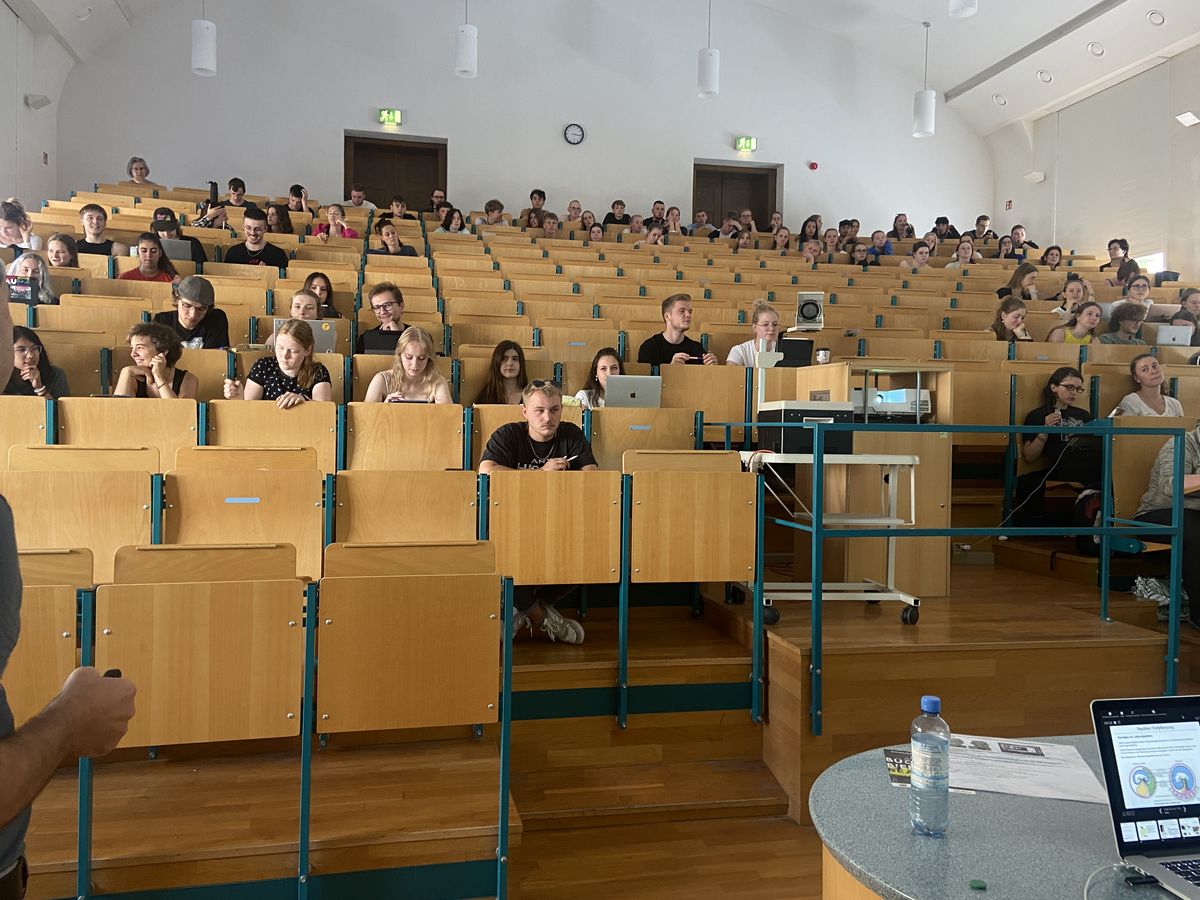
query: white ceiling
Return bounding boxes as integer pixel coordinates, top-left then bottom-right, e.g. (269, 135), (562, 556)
(752, 0), (1200, 134)
(15, 0), (1200, 135)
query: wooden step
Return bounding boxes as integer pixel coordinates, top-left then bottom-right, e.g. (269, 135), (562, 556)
(512, 606), (750, 693)
(26, 739), (518, 898)
(512, 757), (788, 831)
(994, 537), (1162, 586)
(512, 816), (820, 900)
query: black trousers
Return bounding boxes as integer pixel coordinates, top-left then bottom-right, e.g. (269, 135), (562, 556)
(0, 858), (27, 900)
(1136, 507), (1200, 624)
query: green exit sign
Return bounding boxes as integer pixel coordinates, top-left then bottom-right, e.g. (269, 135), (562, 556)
(378, 108), (402, 126)
(734, 135), (757, 152)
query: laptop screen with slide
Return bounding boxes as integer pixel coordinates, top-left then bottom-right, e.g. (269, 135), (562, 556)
(1092, 696), (1200, 860)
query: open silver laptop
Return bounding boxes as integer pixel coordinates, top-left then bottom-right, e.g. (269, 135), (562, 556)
(604, 375), (661, 408)
(273, 318), (337, 352)
(130, 238), (193, 261)
(1092, 695), (1200, 898)
(1157, 325), (1195, 347)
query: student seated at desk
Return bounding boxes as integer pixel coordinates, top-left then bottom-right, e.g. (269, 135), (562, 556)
(5, 326), (69, 399)
(989, 297), (1033, 342)
(479, 380), (595, 645)
(1135, 425), (1200, 626)
(1118, 353), (1184, 417)
(114, 322), (198, 399)
(354, 282), (406, 355)
(223, 319), (332, 409)
(262, 290), (322, 350)
(364, 326), (452, 404)
(727, 301), (779, 366)
(1096, 302), (1147, 345)
(573, 347), (623, 410)
(1045, 301), (1101, 345)
(473, 340), (528, 405)
(637, 294), (717, 365)
(6, 253), (57, 304)
(1016, 366), (1100, 522)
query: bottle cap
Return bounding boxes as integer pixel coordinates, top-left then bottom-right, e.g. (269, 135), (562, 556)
(920, 695), (941, 714)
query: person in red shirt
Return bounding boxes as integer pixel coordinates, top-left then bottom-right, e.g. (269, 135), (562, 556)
(118, 232), (179, 283)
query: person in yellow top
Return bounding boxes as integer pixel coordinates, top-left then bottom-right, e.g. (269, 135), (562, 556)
(1046, 301), (1102, 345)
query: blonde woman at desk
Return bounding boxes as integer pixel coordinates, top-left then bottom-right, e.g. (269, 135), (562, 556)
(727, 302), (780, 366)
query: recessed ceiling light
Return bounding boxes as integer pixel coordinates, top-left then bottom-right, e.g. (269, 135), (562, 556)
(1147, 10), (1166, 26)
(1036, 69), (1054, 83)
(1087, 41), (1105, 57)
(74, 5), (93, 21)
(992, 93), (1008, 106)
(1177, 112), (1200, 128)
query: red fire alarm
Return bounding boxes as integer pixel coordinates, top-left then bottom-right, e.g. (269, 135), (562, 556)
(808, 161), (819, 171)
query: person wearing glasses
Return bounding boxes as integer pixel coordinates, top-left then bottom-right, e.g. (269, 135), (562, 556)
(1118, 354), (1184, 417)
(479, 380), (595, 644)
(1110, 273), (1154, 316)
(151, 276), (229, 350)
(355, 282), (407, 355)
(5, 326), (69, 398)
(222, 208), (289, 269)
(1017, 366), (1100, 522)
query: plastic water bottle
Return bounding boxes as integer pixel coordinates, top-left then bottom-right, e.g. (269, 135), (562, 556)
(909, 694), (950, 836)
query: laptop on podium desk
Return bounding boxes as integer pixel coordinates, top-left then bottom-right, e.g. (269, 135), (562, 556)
(1092, 695), (1200, 898)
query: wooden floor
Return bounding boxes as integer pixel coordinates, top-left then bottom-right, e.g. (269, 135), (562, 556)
(24, 562), (1173, 899)
(511, 817), (821, 900)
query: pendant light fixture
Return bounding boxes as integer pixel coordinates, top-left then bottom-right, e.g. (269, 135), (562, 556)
(913, 22), (935, 138)
(697, 0), (719, 99)
(191, 0), (216, 77)
(455, 0), (478, 79)
(948, 0), (979, 18)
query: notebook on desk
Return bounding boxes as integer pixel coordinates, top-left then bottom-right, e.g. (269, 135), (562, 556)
(1092, 695), (1200, 898)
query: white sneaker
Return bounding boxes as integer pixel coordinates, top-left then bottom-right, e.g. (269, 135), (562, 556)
(512, 606), (533, 638)
(538, 602), (585, 644)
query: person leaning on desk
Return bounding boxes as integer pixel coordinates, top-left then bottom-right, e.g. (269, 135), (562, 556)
(1133, 423), (1200, 627)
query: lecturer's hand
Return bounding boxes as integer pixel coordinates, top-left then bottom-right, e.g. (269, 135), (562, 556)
(55, 667), (136, 758)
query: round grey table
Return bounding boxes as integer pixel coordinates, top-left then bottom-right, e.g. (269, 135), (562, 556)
(810, 735), (1173, 899)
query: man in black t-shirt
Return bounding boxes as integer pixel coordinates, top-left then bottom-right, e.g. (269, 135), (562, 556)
(479, 381), (597, 473)
(222, 208), (289, 269)
(637, 294), (718, 366)
(355, 283), (407, 354)
(479, 381), (593, 644)
(214, 177), (259, 212)
(152, 276), (230, 349)
(644, 200), (667, 231)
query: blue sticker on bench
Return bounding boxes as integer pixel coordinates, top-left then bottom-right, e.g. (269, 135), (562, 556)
(628, 425), (651, 431)
(224, 497), (262, 504)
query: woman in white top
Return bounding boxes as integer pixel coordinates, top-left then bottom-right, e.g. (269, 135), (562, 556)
(942, 238), (981, 270)
(574, 347), (623, 410)
(1119, 353), (1184, 417)
(727, 301), (780, 367)
(364, 326), (452, 403)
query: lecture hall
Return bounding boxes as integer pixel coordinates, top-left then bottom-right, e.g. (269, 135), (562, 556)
(1, 1), (1200, 898)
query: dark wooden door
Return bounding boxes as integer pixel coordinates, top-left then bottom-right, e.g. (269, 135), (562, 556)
(344, 137), (447, 210)
(692, 164), (776, 228)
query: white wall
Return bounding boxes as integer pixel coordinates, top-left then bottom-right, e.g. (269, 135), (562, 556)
(0, 4), (17, 194)
(988, 46), (1200, 277)
(0, 7), (73, 206)
(54, 0), (991, 237)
